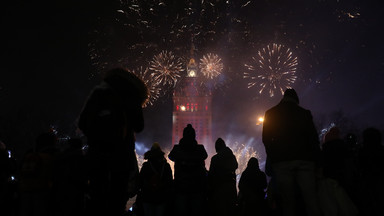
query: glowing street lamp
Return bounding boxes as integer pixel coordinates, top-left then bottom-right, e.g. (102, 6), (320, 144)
(256, 116), (264, 125)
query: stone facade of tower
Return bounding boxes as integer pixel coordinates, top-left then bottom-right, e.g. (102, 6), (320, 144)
(172, 57), (213, 153)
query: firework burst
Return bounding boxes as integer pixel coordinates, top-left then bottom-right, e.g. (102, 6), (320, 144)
(149, 50), (184, 87)
(131, 67), (161, 107)
(230, 142), (259, 176)
(244, 43), (298, 97)
(199, 53), (223, 79)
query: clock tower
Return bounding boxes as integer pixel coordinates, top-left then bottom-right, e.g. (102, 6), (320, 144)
(172, 45), (213, 153)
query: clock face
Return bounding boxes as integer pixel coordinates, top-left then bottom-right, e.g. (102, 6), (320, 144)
(188, 69), (196, 77)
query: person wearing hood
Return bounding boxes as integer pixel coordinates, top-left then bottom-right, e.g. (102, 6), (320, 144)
(78, 67), (148, 216)
(238, 157), (267, 216)
(262, 88), (322, 216)
(208, 138), (238, 216)
(139, 142), (173, 216)
(168, 124), (208, 216)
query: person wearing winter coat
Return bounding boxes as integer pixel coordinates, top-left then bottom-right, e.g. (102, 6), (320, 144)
(238, 157), (267, 216)
(322, 127), (351, 191)
(168, 124), (208, 216)
(262, 88), (322, 216)
(78, 68), (148, 216)
(139, 142), (173, 216)
(208, 138), (238, 216)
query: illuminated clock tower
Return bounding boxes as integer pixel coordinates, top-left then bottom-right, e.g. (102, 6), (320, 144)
(172, 46), (213, 153)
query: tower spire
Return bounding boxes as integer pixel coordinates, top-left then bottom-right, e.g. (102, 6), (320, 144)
(187, 36), (198, 78)
(171, 34), (213, 154)
(190, 36), (195, 57)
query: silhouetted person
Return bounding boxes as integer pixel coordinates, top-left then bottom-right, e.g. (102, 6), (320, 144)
(53, 138), (87, 216)
(342, 132), (363, 211)
(19, 132), (58, 216)
(78, 68), (148, 216)
(321, 127), (349, 189)
(208, 138), (238, 216)
(262, 89), (322, 216)
(358, 127), (384, 216)
(238, 157), (267, 216)
(320, 127), (360, 216)
(168, 124), (208, 216)
(138, 142), (173, 216)
(264, 156), (282, 216)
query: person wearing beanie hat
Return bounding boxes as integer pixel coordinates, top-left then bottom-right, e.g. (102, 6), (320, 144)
(262, 88), (322, 216)
(183, 124), (196, 140)
(168, 124), (208, 216)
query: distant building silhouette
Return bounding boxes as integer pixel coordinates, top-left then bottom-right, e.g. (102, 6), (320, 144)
(172, 43), (213, 153)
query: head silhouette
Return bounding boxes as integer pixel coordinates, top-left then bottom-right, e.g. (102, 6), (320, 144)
(215, 138), (226, 153)
(283, 88), (299, 104)
(247, 157), (260, 170)
(103, 67), (149, 106)
(183, 124), (196, 140)
(151, 142), (162, 151)
(144, 142), (165, 160)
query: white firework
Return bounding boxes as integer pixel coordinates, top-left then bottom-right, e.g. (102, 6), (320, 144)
(199, 53), (223, 79)
(244, 43), (298, 97)
(131, 67), (161, 107)
(149, 50), (184, 87)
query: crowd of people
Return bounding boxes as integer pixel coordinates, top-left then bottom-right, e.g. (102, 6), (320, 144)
(0, 68), (383, 216)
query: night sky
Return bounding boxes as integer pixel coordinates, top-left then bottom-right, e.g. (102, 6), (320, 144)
(2, 0), (384, 160)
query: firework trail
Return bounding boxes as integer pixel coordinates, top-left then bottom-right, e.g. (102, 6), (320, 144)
(244, 43), (298, 97)
(89, 0), (251, 73)
(117, 0), (249, 47)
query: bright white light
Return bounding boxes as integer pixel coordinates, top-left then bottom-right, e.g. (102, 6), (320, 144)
(256, 116), (264, 125)
(180, 105), (186, 111)
(188, 70), (196, 77)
